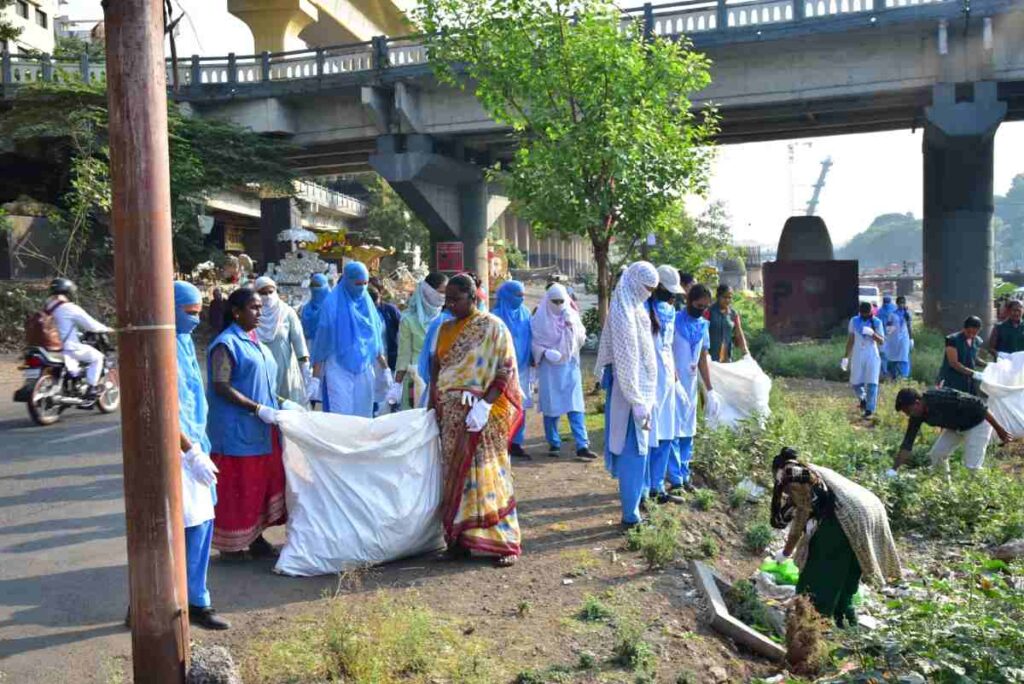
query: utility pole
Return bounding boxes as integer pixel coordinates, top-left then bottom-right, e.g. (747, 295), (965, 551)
(103, 0), (190, 680)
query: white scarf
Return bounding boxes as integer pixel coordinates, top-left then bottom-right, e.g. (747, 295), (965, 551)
(595, 262), (658, 409)
(531, 284), (585, 365)
(254, 276), (286, 342)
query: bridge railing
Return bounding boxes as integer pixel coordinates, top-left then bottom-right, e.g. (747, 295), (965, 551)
(294, 180), (368, 217)
(1, 0), (954, 91)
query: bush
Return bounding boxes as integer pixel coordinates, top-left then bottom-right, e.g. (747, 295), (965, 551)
(612, 616), (656, 676)
(576, 595), (615, 623)
(743, 522), (774, 555)
(582, 306), (601, 337)
(691, 488), (716, 511)
(626, 506), (681, 569)
(699, 535), (718, 559)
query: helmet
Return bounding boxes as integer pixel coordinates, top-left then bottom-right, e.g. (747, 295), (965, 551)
(49, 277), (77, 298)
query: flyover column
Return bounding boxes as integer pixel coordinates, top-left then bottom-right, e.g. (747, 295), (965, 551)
(460, 179), (490, 293)
(922, 82), (1006, 333)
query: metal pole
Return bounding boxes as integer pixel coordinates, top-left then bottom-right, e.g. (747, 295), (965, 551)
(103, 0), (190, 680)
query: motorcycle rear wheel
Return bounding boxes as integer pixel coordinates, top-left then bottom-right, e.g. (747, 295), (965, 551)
(28, 372), (62, 426)
(97, 369), (120, 414)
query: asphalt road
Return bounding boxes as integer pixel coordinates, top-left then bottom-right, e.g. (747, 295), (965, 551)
(0, 357), (335, 682)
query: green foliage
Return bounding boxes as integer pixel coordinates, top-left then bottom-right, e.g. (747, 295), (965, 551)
(0, 81), (295, 274)
(724, 579), (776, 636)
(611, 615), (656, 676)
(576, 595), (615, 623)
(626, 505), (681, 569)
(582, 306), (601, 338)
(0, 0), (21, 43)
(691, 488), (716, 511)
(836, 212), (922, 268)
(53, 36), (107, 62)
(645, 200), (733, 276)
(418, 0), (717, 320)
(698, 534), (719, 559)
(743, 522), (774, 554)
(361, 175), (430, 268)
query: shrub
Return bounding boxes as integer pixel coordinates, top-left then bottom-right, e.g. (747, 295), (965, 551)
(699, 535), (719, 559)
(577, 595), (615, 623)
(743, 522), (774, 555)
(724, 579), (776, 636)
(626, 506), (681, 569)
(612, 616), (656, 676)
(691, 488), (716, 511)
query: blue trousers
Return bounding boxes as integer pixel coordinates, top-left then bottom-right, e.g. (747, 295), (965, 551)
(512, 420), (526, 446)
(185, 520), (214, 608)
(853, 383), (879, 414)
(667, 436), (694, 487)
(543, 411), (589, 449)
(647, 439), (674, 495)
(886, 360), (911, 380)
(609, 417), (648, 524)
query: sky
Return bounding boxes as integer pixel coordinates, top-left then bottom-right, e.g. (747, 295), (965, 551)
(62, 0), (1024, 248)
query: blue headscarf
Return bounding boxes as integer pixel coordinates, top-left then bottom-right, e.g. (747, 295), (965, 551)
(300, 273), (330, 341)
(173, 281), (210, 453)
(311, 261), (383, 373)
(494, 280), (532, 373)
(877, 295), (897, 326)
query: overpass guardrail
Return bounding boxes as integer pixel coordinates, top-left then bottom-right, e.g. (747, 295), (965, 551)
(0, 0), (977, 96)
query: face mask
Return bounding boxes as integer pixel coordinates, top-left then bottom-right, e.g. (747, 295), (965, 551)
(260, 292), (278, 307)
(344, 280), (367, 299)
(175, 311), (200, 335)
(422, 286), (445, 308)
(687, 304), (706, 318)
(654, 289), (673, 303)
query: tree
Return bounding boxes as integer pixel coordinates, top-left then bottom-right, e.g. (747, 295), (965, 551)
(648, 200), (733, 275)
(361, 175), (431, 267)
(418, 0), (718, 321)
(0, 0), (22, 45)
(0, 81), (295, 273)
(995, 174), (1024, 272)
(52, 35), (106, 62)
(836, 213), (922, 269)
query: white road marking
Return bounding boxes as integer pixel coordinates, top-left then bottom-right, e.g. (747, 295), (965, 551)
(48, 424), (119, 444)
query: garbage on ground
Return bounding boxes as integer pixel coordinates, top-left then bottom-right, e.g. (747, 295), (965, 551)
(735, 477), (766, 502)
(759, 558), (800, 586)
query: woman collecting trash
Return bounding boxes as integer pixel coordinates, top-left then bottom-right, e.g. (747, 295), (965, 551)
(254, 276), (311, 406)
(770, 447), (902, 626)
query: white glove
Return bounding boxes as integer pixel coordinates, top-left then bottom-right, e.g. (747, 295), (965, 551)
(465, 398), (492, 432)
(386, 382), (402, 405)
(301, 361), (312, 384)
(972, 370), (985, 382)
(861, 325), (875, 337)
(910, 339), (915, 350)
(461, 390), (477, 407)
(183, 443), (218, 486)
(256, 405), (278, 425)
(884, 468), (899, 479)
(631, 403), (649, 426)
(544, 349), (563, 363)
(840, 357), (849, 372)
(773, 549), (788, 563)
(705, 389), (721, 419)
(280, 399), (305, 412)
(305, 377), (321, 403)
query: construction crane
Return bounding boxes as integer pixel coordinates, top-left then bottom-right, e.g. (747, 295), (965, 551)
(805, 156), (833, 216)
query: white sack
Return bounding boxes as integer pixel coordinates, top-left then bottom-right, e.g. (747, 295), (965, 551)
(274, 408), (445, 576)
(706, 356), (772, 430)
(981, 351), (1024, 438)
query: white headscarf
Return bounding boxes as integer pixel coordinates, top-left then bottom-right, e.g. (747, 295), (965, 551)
(595, 262), (658, 409)
(531, 283), (585, 365)
(254, 276), (285, 342)
(404, 278), (445, 337)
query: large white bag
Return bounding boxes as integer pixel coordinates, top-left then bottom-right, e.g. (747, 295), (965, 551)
(981, 351), (1024, 438)
(706, 356), (772, 430)
(273, 408), (445, 576)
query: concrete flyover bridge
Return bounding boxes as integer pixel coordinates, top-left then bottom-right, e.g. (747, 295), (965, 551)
(2, 0), (1023, 325)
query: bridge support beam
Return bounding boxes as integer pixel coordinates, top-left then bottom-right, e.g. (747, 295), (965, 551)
(229, 0), (318, 54)
(922, 82), (1006, 333)
(369, 134), (493, 294)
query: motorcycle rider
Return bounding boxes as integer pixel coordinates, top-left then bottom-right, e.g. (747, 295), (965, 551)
(45, 278), (113, 399)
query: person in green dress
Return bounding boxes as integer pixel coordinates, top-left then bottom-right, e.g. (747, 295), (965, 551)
(770, 448), (901, 626)
(706, 284), (748, 362)
(938, 316), (984, 395)
(988, 300), (1024, 359)
(392, 272), (449, 409)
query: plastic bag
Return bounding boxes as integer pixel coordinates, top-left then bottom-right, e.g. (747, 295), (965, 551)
(273, 408), (445, 576)
(981, 351), (1024, 438)
(706, 356), (772, 430)
(759, 558), (800, 586)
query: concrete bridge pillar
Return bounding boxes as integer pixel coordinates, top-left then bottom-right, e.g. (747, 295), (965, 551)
(228, 0), (317, 53)
(259, 196), (300, 270)
(922, 82), (1006, 333)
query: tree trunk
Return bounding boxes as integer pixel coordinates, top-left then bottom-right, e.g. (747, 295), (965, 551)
(593, 236), (611, 325)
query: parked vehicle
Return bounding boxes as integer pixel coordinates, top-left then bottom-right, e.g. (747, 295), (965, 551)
(858, 285), (882, 310)
(12, 332), (120, 425)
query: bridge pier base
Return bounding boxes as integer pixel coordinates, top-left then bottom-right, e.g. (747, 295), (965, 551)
(922, 82), (1006, 333)
(259, 196), (301, 270)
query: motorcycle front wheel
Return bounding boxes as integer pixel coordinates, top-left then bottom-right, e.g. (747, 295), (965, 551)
(97, 369), (120, 414)
(28, 371), (62, 426)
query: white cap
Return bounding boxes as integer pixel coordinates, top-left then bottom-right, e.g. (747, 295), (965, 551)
(657, 265), (684, 294)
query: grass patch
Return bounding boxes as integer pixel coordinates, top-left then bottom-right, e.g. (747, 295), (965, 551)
(243, 593), (504, 684)
(611, 615), (656, 677)
(559, 548), (598, 578)
(743, 522), (774, 555)
(626, 505), (681, 569)
(691, 488), (716, 511)
(576, 594), (615, 623)
(698, 534), (719, 559)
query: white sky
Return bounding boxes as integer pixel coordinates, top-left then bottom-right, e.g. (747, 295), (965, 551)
(63, 0), (1024, 247)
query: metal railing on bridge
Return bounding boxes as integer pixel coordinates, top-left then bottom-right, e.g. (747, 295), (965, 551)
(0, 0), (955, 94)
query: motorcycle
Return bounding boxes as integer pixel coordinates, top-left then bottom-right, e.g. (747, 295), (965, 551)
(12, 331), (121, 426)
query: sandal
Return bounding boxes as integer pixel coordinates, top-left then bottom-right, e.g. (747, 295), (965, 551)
(445, 544), (471, 560)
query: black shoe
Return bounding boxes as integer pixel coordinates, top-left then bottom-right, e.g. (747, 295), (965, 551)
(547, 445), (561, 458)
(575, 447), (598, 460)
(620, 519), (644, 533)
(859, 399), (867, 411)
(248, 535), (278, 559)
(509, 444), (531, 460)
(189, 605), (231, 630)
(83, 385), (101, 401)
(657, 491), (685, 505)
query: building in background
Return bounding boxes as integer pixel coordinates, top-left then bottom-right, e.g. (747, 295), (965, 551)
(1, 0), (56, 55)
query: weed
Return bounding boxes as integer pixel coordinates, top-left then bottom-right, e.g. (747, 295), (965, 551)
(560, 548), (598, 578)
(743, 522), (775, 554)
(514, 665), (573, 684)
(612, 615), (656, 677)
(626, 506), (681, 569)
(728, 488), (747, 509)
(577, 651), (597, 670)
(724, 579), (777, 636)
(516, 600), (531, 617)
(577, 594), (615, 622)
(675, 670), (698, 684)
(699, 534), (718, 558)
(691, 488), (716, 511)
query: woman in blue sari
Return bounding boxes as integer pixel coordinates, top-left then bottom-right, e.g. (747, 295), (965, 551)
(494, 280), (533, 459)
(310, 261), (387, 417)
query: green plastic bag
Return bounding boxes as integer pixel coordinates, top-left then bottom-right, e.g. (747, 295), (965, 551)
(759, 558), (800, 586)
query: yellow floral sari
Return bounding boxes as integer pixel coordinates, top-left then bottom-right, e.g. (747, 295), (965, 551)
(433, 310), (522, 557)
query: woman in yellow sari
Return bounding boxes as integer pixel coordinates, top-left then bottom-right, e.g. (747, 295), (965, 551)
(430, 274), (523, 567)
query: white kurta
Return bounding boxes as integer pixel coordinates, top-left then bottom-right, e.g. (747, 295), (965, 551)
(672, 315), (710, 438)
(537, 356), (584, 417)
(848, 316), (884, 386)
(263, 306), (309, 405)
(649, 316), (677, 443)
(323, 356), (376, 418)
